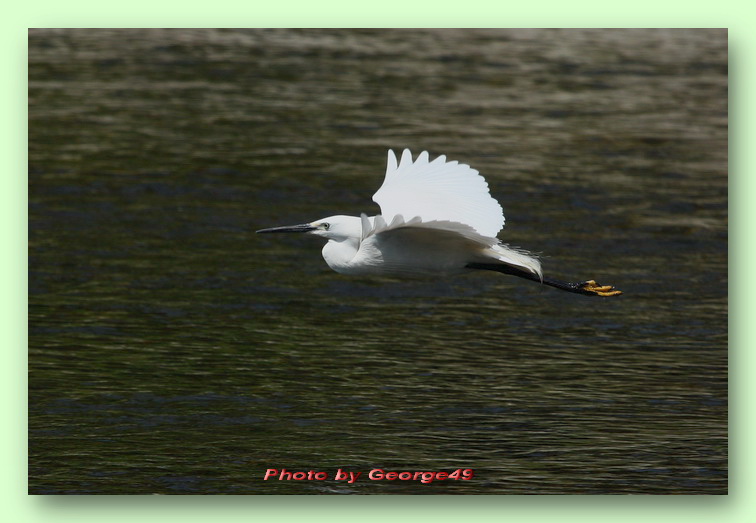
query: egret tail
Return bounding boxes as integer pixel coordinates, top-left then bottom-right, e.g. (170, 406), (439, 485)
(465, 262), (622, 297)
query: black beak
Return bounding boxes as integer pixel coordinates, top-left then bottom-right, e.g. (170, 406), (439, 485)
(256, 223), (317, 234)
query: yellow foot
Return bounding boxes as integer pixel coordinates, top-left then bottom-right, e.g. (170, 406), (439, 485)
(580, 280), (623, 297)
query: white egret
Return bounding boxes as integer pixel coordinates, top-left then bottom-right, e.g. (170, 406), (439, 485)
(258, 149), (621, 297)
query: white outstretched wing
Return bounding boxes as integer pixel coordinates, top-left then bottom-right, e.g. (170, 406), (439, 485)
(372, 149), (505, 238)
(355, 213), (542, 278)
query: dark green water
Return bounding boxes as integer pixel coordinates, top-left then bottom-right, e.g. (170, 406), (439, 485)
(29, 29), (727, 494)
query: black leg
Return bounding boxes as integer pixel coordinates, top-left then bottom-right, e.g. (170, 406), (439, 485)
(466, 262), (622, 297)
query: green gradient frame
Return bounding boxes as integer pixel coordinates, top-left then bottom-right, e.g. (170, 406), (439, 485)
(11, 2), (749, 522)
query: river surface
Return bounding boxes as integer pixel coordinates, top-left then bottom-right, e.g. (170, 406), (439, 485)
(28, 29), (727, 494)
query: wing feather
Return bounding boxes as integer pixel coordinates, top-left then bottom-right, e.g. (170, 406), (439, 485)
(372, 149), (505, 238)
(356, 213), (542, 278)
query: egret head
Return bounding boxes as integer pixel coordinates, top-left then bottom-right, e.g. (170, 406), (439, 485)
(257, 215), (361, 242)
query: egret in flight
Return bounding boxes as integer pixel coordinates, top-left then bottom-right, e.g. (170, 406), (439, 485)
(258, 149), (621, 297)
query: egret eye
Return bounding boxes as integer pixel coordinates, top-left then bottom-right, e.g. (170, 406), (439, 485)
(322, 223), (330, 230)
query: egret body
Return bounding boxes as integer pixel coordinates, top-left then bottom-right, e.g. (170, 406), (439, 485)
(258, 149), (621, 297)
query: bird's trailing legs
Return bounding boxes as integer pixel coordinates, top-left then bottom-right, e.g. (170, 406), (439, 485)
(466, 262), (622, 297)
